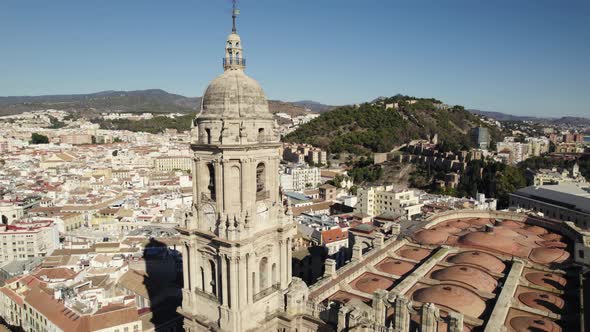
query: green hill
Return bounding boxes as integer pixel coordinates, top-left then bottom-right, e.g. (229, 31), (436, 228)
(283, 95), (499, 154)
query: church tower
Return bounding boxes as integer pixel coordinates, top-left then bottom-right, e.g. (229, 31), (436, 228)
(177, 3), (296, 331)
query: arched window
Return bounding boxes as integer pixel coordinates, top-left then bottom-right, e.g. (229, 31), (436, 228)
(209, 260), (217, 295)
(1, 215), (7, 225)
(259, 257), (268, 290)
(256, 163), (266, 193)
(207, 163), (216, 201)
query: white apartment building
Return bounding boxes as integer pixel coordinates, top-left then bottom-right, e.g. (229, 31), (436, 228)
(497, 140), (530, 164)
(525, 137), (550, 157)
(0, 221), (59, 265)
(281, 165), (321, 191)
(153, 156), (193, 171)
(356, 185), (423, 220)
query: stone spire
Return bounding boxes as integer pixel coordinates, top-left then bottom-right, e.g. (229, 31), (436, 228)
(224, 0), (245, 71)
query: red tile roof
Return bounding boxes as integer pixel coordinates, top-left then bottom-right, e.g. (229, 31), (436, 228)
(321, 228), (348, 244)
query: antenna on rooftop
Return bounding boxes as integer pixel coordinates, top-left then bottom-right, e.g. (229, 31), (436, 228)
(232, 0), (240, 33)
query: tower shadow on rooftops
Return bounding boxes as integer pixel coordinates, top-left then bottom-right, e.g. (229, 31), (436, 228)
(142, 237), (184, 331)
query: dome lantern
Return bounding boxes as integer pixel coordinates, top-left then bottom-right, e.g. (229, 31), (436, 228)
(223, 1), (245, 71)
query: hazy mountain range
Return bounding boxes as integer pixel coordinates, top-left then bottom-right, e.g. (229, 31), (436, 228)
(0, 89), (335, 118)
(469, 109), (590, 125)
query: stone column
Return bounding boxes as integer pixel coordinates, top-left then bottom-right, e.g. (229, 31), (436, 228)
(286, 238), (292, 283)
(420, 303), (439, 332)
(238, 255), (247, 308)
(393, 294), (411, 332)
(220, 255), (228, 306)
(337, 306), (350, 331)
(214, 160), (223, 211)
(193, 157), (201, 206)
(203, 256), (211, 294)
(352, 243), (363, 262)
(194, 246), (205, 291)
(182, 243), (189, 290)
(240, 158), (247, 211)
(372, 289), (388, 325)
(279, 239), (287, 287)
(374, 232), (385, 248)
(324, 259), (336, 278)
(448, 311), (464, 332)
(229, 256), (238, 308)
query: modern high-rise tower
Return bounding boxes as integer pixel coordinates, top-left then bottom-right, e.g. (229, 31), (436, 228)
(177, 3), (299, 331)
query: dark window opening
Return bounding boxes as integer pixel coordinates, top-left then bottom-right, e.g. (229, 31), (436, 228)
(205, 128), (212, 144)
(256, 163), (265, 193)
(208, 163), (216, 201)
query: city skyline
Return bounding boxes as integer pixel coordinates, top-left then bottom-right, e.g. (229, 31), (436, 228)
(1, 0), (589, 117)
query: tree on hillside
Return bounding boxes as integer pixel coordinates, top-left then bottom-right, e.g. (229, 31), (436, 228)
(30, 133), (49, 144)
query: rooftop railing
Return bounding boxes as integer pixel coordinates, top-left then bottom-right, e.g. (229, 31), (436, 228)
(223, 57), (246, 67)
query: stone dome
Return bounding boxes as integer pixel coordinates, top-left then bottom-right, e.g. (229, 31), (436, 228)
(448, 251), (506, 273)
(509, 316), (562, 332)
(199, 69), (273, 120)
(376, 258), (415, 276)
(518, 292), (564, 313)
(412, 285), (486, 318)
(431, 265), (498, 293)
(525, 272), (567, 290)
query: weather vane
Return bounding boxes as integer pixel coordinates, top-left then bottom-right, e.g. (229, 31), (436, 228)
(232, 0), (240, 33)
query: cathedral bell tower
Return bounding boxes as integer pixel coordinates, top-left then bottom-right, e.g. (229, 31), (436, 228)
(177, 3), (296, 331)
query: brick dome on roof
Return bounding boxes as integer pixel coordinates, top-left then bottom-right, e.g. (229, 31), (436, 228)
(529, 247), (570, 264)
(398, 247), (431, 261)
(525, 272), (566, 290)
(465, 218), (492, 226)
(496, 219), (523, 228)
(509, 316), (562, 332)
(541, 233), (564, 241)
(412, 284), (487, 318)
(375, 258), (415, 276)
(431, 265), (498, 293)
(431, 224), (462, 234)
(493, 226), (525, 238)
(445, 219), (471, 229)
(350, 273), (395, 294)
(523, 225), (548, 235)
(458, 231), (521, 255)
(518, 292), (564, 314)
(412, 229), (448, 245)
(448, 251), (506, 273)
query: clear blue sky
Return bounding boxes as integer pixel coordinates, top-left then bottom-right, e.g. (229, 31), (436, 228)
(1, 0), (589, 117)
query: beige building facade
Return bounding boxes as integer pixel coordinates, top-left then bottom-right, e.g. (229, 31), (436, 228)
(356, 185), (423, 220)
